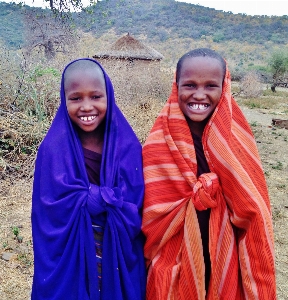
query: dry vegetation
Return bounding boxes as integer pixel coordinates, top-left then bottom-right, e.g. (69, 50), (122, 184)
(1, 32), (288, 299)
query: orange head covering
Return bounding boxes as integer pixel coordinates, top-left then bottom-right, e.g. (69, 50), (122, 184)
(142, 62), (276, 300)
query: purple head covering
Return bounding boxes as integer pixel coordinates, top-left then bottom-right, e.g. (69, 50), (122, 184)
(31, 58), (146, 300)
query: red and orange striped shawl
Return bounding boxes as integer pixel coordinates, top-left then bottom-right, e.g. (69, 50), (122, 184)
(142, 68), (276, 300)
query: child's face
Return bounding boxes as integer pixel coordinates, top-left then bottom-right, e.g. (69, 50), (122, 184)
(65, 68), (107, 135)
(177, 56), (224, 124)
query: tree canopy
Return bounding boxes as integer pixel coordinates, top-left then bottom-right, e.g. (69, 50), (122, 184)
(269, 50), (288, 78)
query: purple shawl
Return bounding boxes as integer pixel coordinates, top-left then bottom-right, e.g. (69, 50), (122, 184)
(31, 59), (146, 300)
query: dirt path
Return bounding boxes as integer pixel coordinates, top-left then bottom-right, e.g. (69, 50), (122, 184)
(241, 106), (277, 126)
(242, 107), (288, 300)
(0, 105), (288, 299)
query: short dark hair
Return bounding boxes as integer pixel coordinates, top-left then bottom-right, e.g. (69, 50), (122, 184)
(176, 48), (226, 83)
(64, 59), (104, 89)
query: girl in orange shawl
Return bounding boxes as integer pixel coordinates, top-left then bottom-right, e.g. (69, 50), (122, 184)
(142, 48), (276, 300)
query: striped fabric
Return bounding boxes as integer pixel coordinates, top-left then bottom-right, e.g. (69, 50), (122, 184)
(142, 68), (276, 299)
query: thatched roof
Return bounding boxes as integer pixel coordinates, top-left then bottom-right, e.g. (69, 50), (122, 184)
(93, 34), (164, 61)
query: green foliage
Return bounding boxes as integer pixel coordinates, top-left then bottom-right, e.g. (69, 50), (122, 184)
(1, 0), (288, 49)
(18, 253), (32, 266)
(248, 65), (270, 73)
(212, 32), (225, 43)
(250, 121), (258, 127)
(11, 226), (20, 237)
(0, 2), (25, 47)
(268, 50), (288, 77)
(262, 88), (287, 97)
(2, 240), (9, 249)
(248, 102), (261, 109)
(0, 138), (15, 152)
(29, 67), (60, 83)
(11, 226), (23, 243)
(9, 63), (61, 121)
(271, 161), (283, 170)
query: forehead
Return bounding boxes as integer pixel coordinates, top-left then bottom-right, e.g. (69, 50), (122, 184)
(64, 65), (105, 90)
(180, 56), (224, 79)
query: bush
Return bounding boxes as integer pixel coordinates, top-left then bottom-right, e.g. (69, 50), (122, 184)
(0, 41), (174, 177)
(240, 71), (263, 98)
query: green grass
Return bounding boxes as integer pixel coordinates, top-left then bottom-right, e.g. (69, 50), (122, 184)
(271, 161), (284, 170)
(237, 87), (288, 110)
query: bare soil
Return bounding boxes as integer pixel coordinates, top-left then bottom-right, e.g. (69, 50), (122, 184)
(0, 104), (288, 299)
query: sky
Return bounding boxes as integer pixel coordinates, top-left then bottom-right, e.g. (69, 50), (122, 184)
(1, 0), (287, 16)
(176, 0), (287, 16)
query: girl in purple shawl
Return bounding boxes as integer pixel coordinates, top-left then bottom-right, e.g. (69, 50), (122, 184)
(31, 58), (146, 300)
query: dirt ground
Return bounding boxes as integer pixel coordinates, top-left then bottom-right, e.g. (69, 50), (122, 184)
(0, 104), (288, 299)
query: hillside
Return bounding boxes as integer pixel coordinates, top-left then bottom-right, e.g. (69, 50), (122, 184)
(1, 0), (288, 48)
(79, 0), (288, 45)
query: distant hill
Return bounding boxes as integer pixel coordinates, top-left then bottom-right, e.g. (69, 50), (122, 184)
(1, 0), (288, 49)
(78, 0), (288, 45)
(1, 0), (288, 80)
(0, 2), (25, 48)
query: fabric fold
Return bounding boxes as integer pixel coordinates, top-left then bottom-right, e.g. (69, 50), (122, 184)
(192, 173), (219, 210)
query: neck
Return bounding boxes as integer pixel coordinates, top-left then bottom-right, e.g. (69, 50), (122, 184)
(77, 123), (105, 153)
(185, 117), (209, 137)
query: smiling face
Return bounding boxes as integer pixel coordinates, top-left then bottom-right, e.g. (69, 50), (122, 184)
(177, 56), (224, 135)
(64, 66), (107, 138)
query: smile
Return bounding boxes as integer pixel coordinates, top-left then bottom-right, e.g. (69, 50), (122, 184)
(188, 103), (209, 110)
(79, 115), (97, 122)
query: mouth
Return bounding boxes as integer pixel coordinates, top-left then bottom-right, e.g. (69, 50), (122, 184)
(188, 103), (210, 110)
(79, 115), (98, 122)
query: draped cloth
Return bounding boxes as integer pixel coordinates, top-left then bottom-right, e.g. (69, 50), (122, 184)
(31, 59), (146, 300)
(142, 68), (276, 299)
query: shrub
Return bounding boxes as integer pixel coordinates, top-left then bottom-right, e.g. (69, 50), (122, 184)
(240, 71), (263, 98)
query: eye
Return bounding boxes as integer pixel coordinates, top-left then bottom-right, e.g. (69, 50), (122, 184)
(207, 82), (221, 88)
(69, 97), (81, 101)
(91, 95), (101, 99)
(184, 83), (196, 88)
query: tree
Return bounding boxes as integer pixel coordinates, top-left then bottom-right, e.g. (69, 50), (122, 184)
(269, 50), (288, 78)
(44, 0), (98, 13)
(268, 50), (288, 92)
(23, 10), (78, 60)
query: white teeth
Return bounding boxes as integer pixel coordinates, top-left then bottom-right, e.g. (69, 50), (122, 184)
(80, 116), (96, 121)
(188, 103), (208, 110)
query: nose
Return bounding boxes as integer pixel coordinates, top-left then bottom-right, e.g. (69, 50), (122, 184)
(80, 98), (93, 111)
(193, 87), (206, 100)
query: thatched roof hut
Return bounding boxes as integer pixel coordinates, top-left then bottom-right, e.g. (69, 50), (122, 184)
(92, 34), (166, 112)
(93, 33), (164, 61)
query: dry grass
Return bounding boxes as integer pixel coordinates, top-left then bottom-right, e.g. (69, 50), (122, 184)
(239, 71), (263, 98)
(234, 82), (288, 113)
(250, 124), (288, 300)
(0, 112), (50, 179)
(0, 179), (33, 300)
(0, 43), (173, 178)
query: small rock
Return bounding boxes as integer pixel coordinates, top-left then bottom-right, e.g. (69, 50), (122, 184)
(272, 119), (288, 129)
(10, 262), (20, 269)
(2, 252), (17, 261)
(17, 236), (23, 243)
(15, 245), (29, 254)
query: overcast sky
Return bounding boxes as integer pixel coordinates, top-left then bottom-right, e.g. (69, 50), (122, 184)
(1, 0), (287, 16)
(176, 0), (287, 16)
